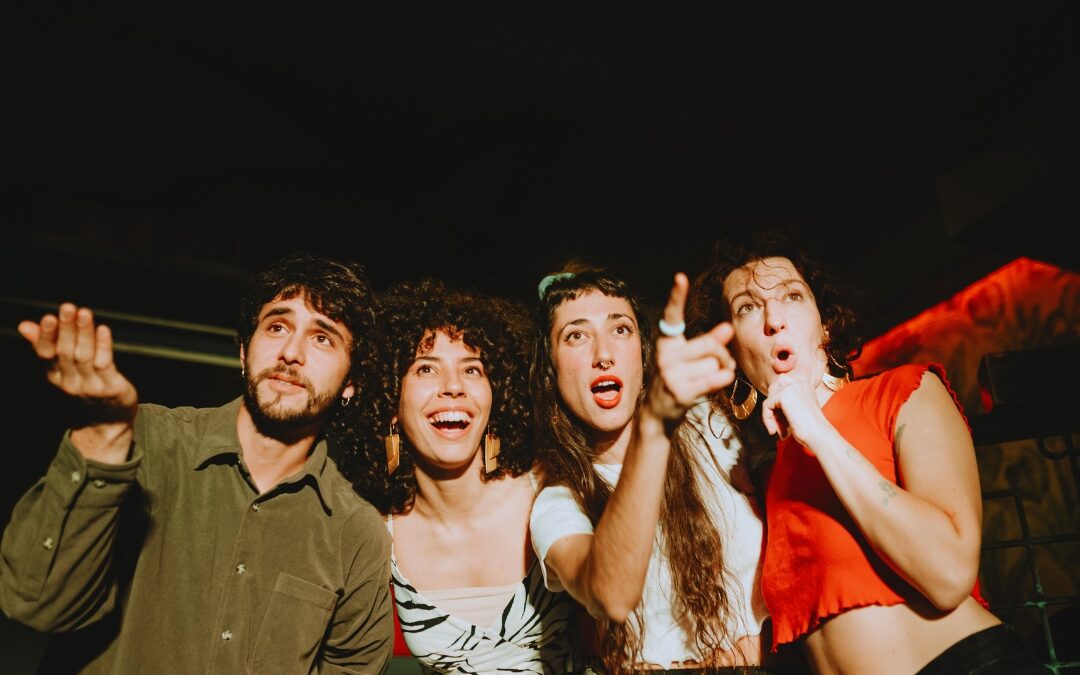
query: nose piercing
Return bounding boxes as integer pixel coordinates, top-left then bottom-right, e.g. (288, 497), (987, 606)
(598, 360), (614, 370)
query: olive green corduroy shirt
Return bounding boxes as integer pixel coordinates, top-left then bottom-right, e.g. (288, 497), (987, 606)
(1, 398), (392, 674)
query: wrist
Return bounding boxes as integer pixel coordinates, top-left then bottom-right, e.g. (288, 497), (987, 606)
(71, 420), (135, 465)
(800, 418), (841, 452)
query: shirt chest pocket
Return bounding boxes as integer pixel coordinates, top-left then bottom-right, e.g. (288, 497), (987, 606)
(249, 572), (338, 674)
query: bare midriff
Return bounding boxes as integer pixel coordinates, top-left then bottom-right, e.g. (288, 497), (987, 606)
(802, 597), (1000, 675)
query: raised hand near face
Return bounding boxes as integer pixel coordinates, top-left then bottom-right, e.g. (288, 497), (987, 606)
(644, 273), (737, 424)
(19, 303), (138, 463)
(761, 373), (831, 444)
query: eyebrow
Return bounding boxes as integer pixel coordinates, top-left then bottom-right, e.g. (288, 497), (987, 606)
(727, 279), (810, 304)
(261, 306), (348, 342)
(413, 355), (484, 364)
(560, 312), (636, 332)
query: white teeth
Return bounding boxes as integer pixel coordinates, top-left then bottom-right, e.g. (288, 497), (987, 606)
(428, 410), (472, 424)
(595, 380), (617, 387)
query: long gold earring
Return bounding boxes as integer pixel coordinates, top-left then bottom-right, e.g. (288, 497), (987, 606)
(483, 429), (501, 474)
(729, 375), (758, 420)
(385, 420), (401, 475)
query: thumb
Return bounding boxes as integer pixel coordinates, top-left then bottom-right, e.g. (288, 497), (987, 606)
(17, 320), (41, 345)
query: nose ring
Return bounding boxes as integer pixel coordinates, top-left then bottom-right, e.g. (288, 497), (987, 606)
(599, 360), (614, 370)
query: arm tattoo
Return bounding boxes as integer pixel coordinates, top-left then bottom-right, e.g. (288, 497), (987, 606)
(845, 446), (869, 464)
(879, 480), (898, 506)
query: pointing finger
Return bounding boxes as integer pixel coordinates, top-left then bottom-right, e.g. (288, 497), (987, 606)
(660, 272), (689, 337)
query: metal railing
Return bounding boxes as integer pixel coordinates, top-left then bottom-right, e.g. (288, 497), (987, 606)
(977, 427), (1080, 674)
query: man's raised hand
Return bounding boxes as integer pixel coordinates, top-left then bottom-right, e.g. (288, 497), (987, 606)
(19, 303), (137, 463)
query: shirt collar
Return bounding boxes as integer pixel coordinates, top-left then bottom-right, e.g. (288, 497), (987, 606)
(192, 397), (335, 514)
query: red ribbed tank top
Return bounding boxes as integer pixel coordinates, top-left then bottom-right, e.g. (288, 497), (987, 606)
(762, 363), (987, 648)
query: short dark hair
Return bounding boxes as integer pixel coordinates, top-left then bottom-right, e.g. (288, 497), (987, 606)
(237, 253), (376, 355)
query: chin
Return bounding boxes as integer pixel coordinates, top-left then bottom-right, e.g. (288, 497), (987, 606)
(587, 409), (633, 433)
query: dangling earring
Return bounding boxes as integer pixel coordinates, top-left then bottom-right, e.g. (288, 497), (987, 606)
(821, 352), (849, 392)
(385, 420), (401, 475)
(483, 429), (501, 474)
(341, 395), (352, 407)
(729, 374), (758, 420)
(820, 328), (849, 392)
(241, 365), (246, 380)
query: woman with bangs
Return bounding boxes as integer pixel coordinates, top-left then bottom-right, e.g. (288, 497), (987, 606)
(528, 264), (769, 673)
(685, 235), (1047, 674)
(336, 279), (590, 674)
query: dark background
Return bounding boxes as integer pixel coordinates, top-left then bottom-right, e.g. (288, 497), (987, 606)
(2, 3), (1078, 671)
(3, 4), (1077, 322)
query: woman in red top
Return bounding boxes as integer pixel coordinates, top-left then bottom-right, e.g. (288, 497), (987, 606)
(686, 236), (1047, 674)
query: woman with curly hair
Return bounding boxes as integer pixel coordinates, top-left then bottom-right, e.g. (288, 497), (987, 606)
(685, 235), (1047, 674)
(528, 264), (768, 673)
(336, 280), (590, 674)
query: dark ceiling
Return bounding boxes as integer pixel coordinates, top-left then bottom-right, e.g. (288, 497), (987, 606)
(2, 3), (1078, 336)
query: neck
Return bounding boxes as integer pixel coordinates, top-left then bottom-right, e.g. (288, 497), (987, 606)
(410, 451), (524, 524)
(236, 403), (321, 494)
(591, 418), (634, 464)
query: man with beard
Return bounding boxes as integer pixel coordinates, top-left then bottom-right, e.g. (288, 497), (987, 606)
(0, 254), (393, 674)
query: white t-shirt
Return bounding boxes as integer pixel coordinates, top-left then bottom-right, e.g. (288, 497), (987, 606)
(529, 401), (767, 667)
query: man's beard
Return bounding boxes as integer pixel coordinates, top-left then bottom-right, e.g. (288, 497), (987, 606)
(243, 366), (340, 440)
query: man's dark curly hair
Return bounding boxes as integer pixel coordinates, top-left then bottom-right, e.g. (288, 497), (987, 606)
(686, 232), (863, 409)
(236, 252), (376, 354)
(336, 279), (535, 515)
(236, 253), (377, 434)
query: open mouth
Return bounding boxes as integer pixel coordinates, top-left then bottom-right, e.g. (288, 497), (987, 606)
(428, 410), (473, 433)
(591, 375), (623, 409)
(772, 348), (796, 374)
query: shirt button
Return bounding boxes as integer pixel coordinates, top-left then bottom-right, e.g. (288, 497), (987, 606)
(92, 479), (106, 489)
(221, 630), (233, 641)
(70, 471), (81, 483)
(251, 503), (260, 512)
(42, 537), (55, 550)
(236, 563), (247, 575)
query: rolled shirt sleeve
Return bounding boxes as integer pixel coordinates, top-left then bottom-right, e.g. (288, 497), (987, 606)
(528, 485), (595, 592)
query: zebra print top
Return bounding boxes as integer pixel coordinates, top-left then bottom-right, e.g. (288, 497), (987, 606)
(390, 534), (588, 673)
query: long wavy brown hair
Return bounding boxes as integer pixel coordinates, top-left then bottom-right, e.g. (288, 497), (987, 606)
(530, 264), (739, 673)
(336, 279), (535, 515)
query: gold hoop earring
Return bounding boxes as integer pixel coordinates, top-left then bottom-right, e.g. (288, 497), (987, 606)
(820, 327), (849, 392)
(483, 429), (501, 474)
(385, 421), (401, 475)
(821, 351), (849, 392)
(729, 375), (758, 420)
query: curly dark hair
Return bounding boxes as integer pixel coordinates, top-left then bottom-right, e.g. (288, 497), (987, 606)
(530, 263), (740, 673)
(336, 279), (535, 515)
(236, 252), (377, 435)
(237, 252), (376, 354)
(687, 232), (863, 394)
